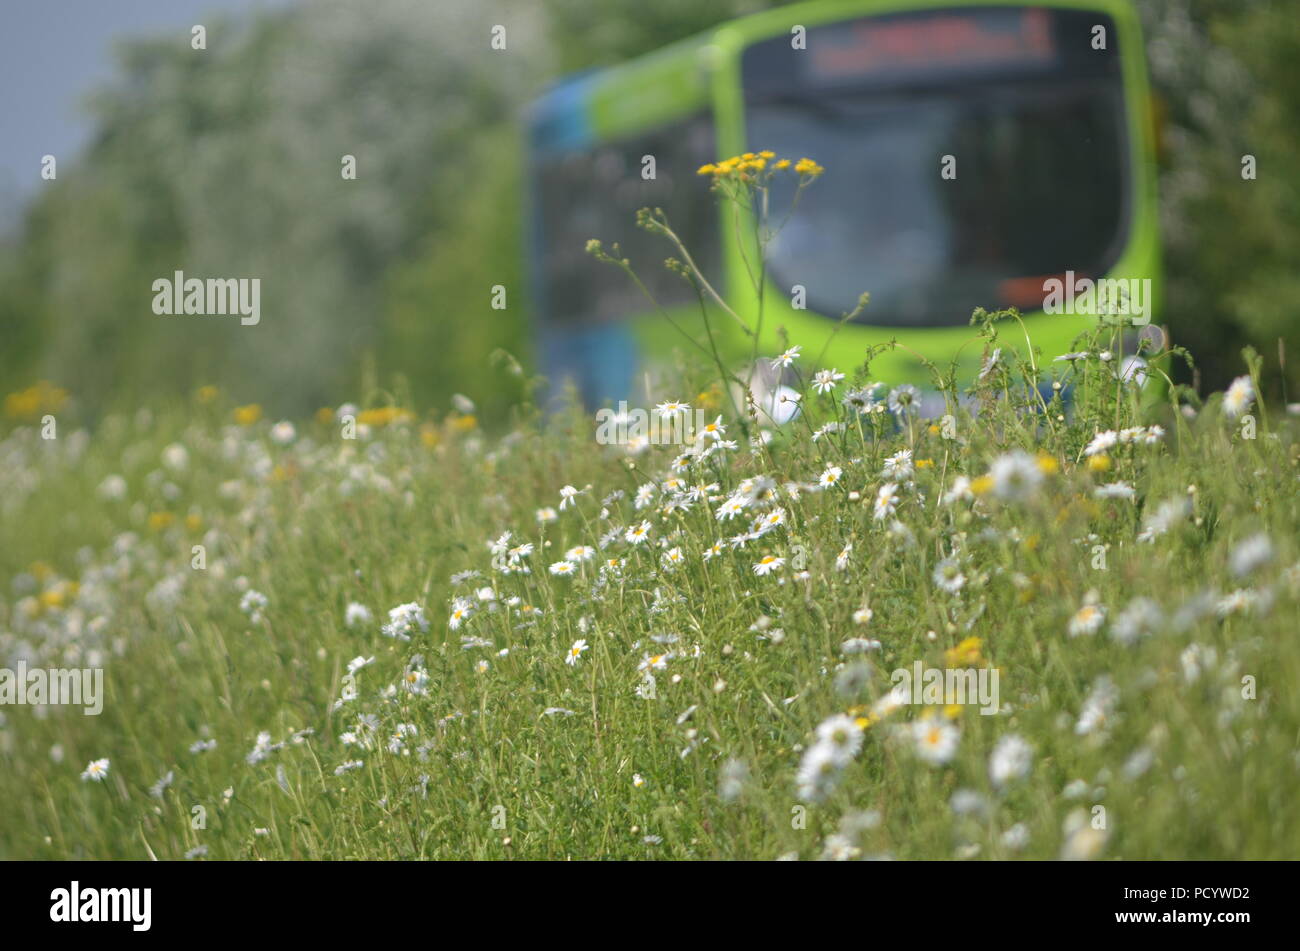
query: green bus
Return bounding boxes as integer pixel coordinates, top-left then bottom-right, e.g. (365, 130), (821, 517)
(526, 0), (1161, 411)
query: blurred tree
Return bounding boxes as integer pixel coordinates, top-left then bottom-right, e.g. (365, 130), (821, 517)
(544, 0), (780, 71)
(1, 0), (547, 416)
(1140, 0), (1300, 398)
(380, 125), (529, 420)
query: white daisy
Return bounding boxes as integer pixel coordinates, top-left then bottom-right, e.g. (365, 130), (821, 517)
(796, 742), (843, 803)
(944, 476), (973, 504)
(815, 714), (864, 763)
(771, 346), (802, 369)
(1068, 602), (1105, 637)
(1094, 482), (1136, 500)
(715, 494), (749, 521)
(625, 520), (653, 544)
(841, 636), (881, 653)
(932, 557), (966, 594)
(269, 420), (296, 445)
(888, 384), (920, 417)
(1085, 430), (1118, 457)
(1229, 533), (1274, 578)
(989, 734), (1033, 788)
(346, 655), (375, 674)
(882, 449), (913, 480)
(699, 416), (727, 440)
(987, 451), (1044, 502)
(1223, 375), (1255, 418)
(448, 597), (474, 630)
(638, 652), (671, 672)
(383, 602), (428, 641)
(1137, 496), (1190, 543)
(912, 719), (960, 765)
(1111, 596), (1163, 645)
(812, 368), (844, 394)
(873, 482), (900, 521)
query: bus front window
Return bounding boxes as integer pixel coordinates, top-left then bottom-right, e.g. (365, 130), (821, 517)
(742, 6), (1130, 326)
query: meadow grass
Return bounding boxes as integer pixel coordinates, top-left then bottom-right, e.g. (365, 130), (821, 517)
(2, 154), (1298, 860)
(2, 340), (1297, 860)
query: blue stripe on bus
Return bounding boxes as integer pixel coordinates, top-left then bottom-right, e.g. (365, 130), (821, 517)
(528, 72), (597, 154)
(539, 323), (637, 409)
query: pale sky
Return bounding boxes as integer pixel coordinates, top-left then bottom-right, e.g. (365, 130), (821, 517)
(0, 0), (295, 231)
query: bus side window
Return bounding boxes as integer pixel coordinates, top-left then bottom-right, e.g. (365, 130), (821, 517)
(535, 115), (720, 330)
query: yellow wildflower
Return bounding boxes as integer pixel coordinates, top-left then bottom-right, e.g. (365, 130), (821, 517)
(4, 381), (68, 420)
(449, 414), (477, 433)
(356, 406), (414, 427)
(148, 512), (175, 532)
(944, 636), (983, 667)
(233, 404), (262, 426)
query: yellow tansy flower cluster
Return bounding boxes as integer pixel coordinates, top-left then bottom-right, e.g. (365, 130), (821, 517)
(697, 151), (823, 183)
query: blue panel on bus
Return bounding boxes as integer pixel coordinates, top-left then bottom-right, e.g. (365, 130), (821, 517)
(528, 72), (599, 154)
(539, 322), (637, 409)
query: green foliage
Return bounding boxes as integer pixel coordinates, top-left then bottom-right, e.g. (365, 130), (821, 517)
(380, 127), (529, 420)
(544, 0), (783, 72)
(1140, 0), (1300, 398)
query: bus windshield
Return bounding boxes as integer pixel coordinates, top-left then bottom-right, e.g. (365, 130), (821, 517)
(742, 6), (1129, 326)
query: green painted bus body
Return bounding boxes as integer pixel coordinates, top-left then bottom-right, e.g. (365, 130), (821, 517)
(562, 0), (1161, 390)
